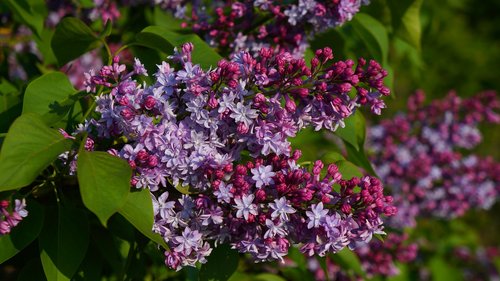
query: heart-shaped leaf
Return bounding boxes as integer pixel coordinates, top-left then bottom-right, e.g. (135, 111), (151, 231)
(0, 114), (73, 191)
(77, 151), (131, 226)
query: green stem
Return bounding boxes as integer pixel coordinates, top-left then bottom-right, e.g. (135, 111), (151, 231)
(114, 44), (131, 57)
(102, 39), (113, 65)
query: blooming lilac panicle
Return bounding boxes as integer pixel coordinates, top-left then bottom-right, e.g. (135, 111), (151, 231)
(79, 44), (393, 270)
(369, 91), (500, 228)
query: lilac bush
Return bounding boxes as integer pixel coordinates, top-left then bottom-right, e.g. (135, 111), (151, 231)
(180, 0), (370, 56)
(76, 43), (393, 269)
(368, 91), (500, 228)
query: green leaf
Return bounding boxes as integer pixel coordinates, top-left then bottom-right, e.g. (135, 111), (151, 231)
(336, 160), (363, 179)
(343, 141), (377, 176)
(39, 206), (89, 281)
(99, 20), (113, 38)
(51, 17), (100, 66)
(350, 13), (389, 65)
(321, 151), (346, 164)
(4, 0), (44, 36)
(118, 189), (167, 248)
(331, 248), (364, 276)
(199, 244), (239, 281)
(136, 26), (223, 69)
(388, 0), (423, 51)
(34, 28), (58, 66)
(398, 0), (423, 51)
(0, 78), (22, 133)
(0, 114), (73, 191)
(335, 111), (366, 150)
(153, 7), (184, 31)
(77, 151), (131, 226)
(0, 200), (44, 263)
(22, 72), (81, 125)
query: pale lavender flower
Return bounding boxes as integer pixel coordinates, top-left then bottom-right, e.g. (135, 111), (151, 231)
(306, 202), (328, 229)
(234, 194), (258, 220)
(251, 165), (276, 188)
(269, 197), (296, 221)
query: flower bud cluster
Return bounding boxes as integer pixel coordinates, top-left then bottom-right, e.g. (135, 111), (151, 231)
(0, 199), (28, 236)
(79, 43), (392, 269)
(83, 44), (389, 192)
(182, 0), (370, 56)
(452, 245), (500, 280)
(152, 152), (395, 270)
(368, 91), (500, 228)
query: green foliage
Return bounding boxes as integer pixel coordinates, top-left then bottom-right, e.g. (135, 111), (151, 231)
(136, 26), (223, 69)
(0, 114), (73, 191)
(77, 151), (131, 226)
(22, 72), (82, 125)
(199, 244), (239, 281)
(4, 0), (45, 36)
(118, 189), (168, 248)
(0, 200), (44, 263)
(351, 13), (389, 65)
(39, 206), (90, 281)
(51, 17), (101, 66)
(0, 79), (22, 133)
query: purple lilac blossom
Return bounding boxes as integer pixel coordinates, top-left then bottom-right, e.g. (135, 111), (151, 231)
(368, 91), (500, 228)
(77, 43), (393, 270)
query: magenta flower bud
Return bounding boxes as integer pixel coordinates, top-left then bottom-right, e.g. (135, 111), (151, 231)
(1, 200), (10, 208)
(210, 72), (220, 82)
(130, 177), (138, 187)
(208, 96), (218, 109)
(120, 108), (134, 121)
(235, 164), (247, 175)
(223, 164), (233, 173)
(144, 96), (156, 110)
(285, 98), (296, 112)
(148, 155), (158, 168)
(341, 203), (352, 214)
(182, 42), (194, 54)
(236, 122), (249, 134)
(254, 93), (266, 103)
(256, 189), (266, 202)
(227, 79), (238, 88)
(128, 160), (136, 170)
(136, 150), (149, 163)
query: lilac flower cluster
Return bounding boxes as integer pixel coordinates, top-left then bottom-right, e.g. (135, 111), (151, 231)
(452, 245), (500, 281)
(47, 0), (121, 25)
(368, 91), (500, 228)
(355, 233), (418, 277)
(152, 153), (395, 269)
(183, 0), (370, 56)
(0, 199), (28, 235)
(83, 43), (389, 192)
(79, 43), (392, 269)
